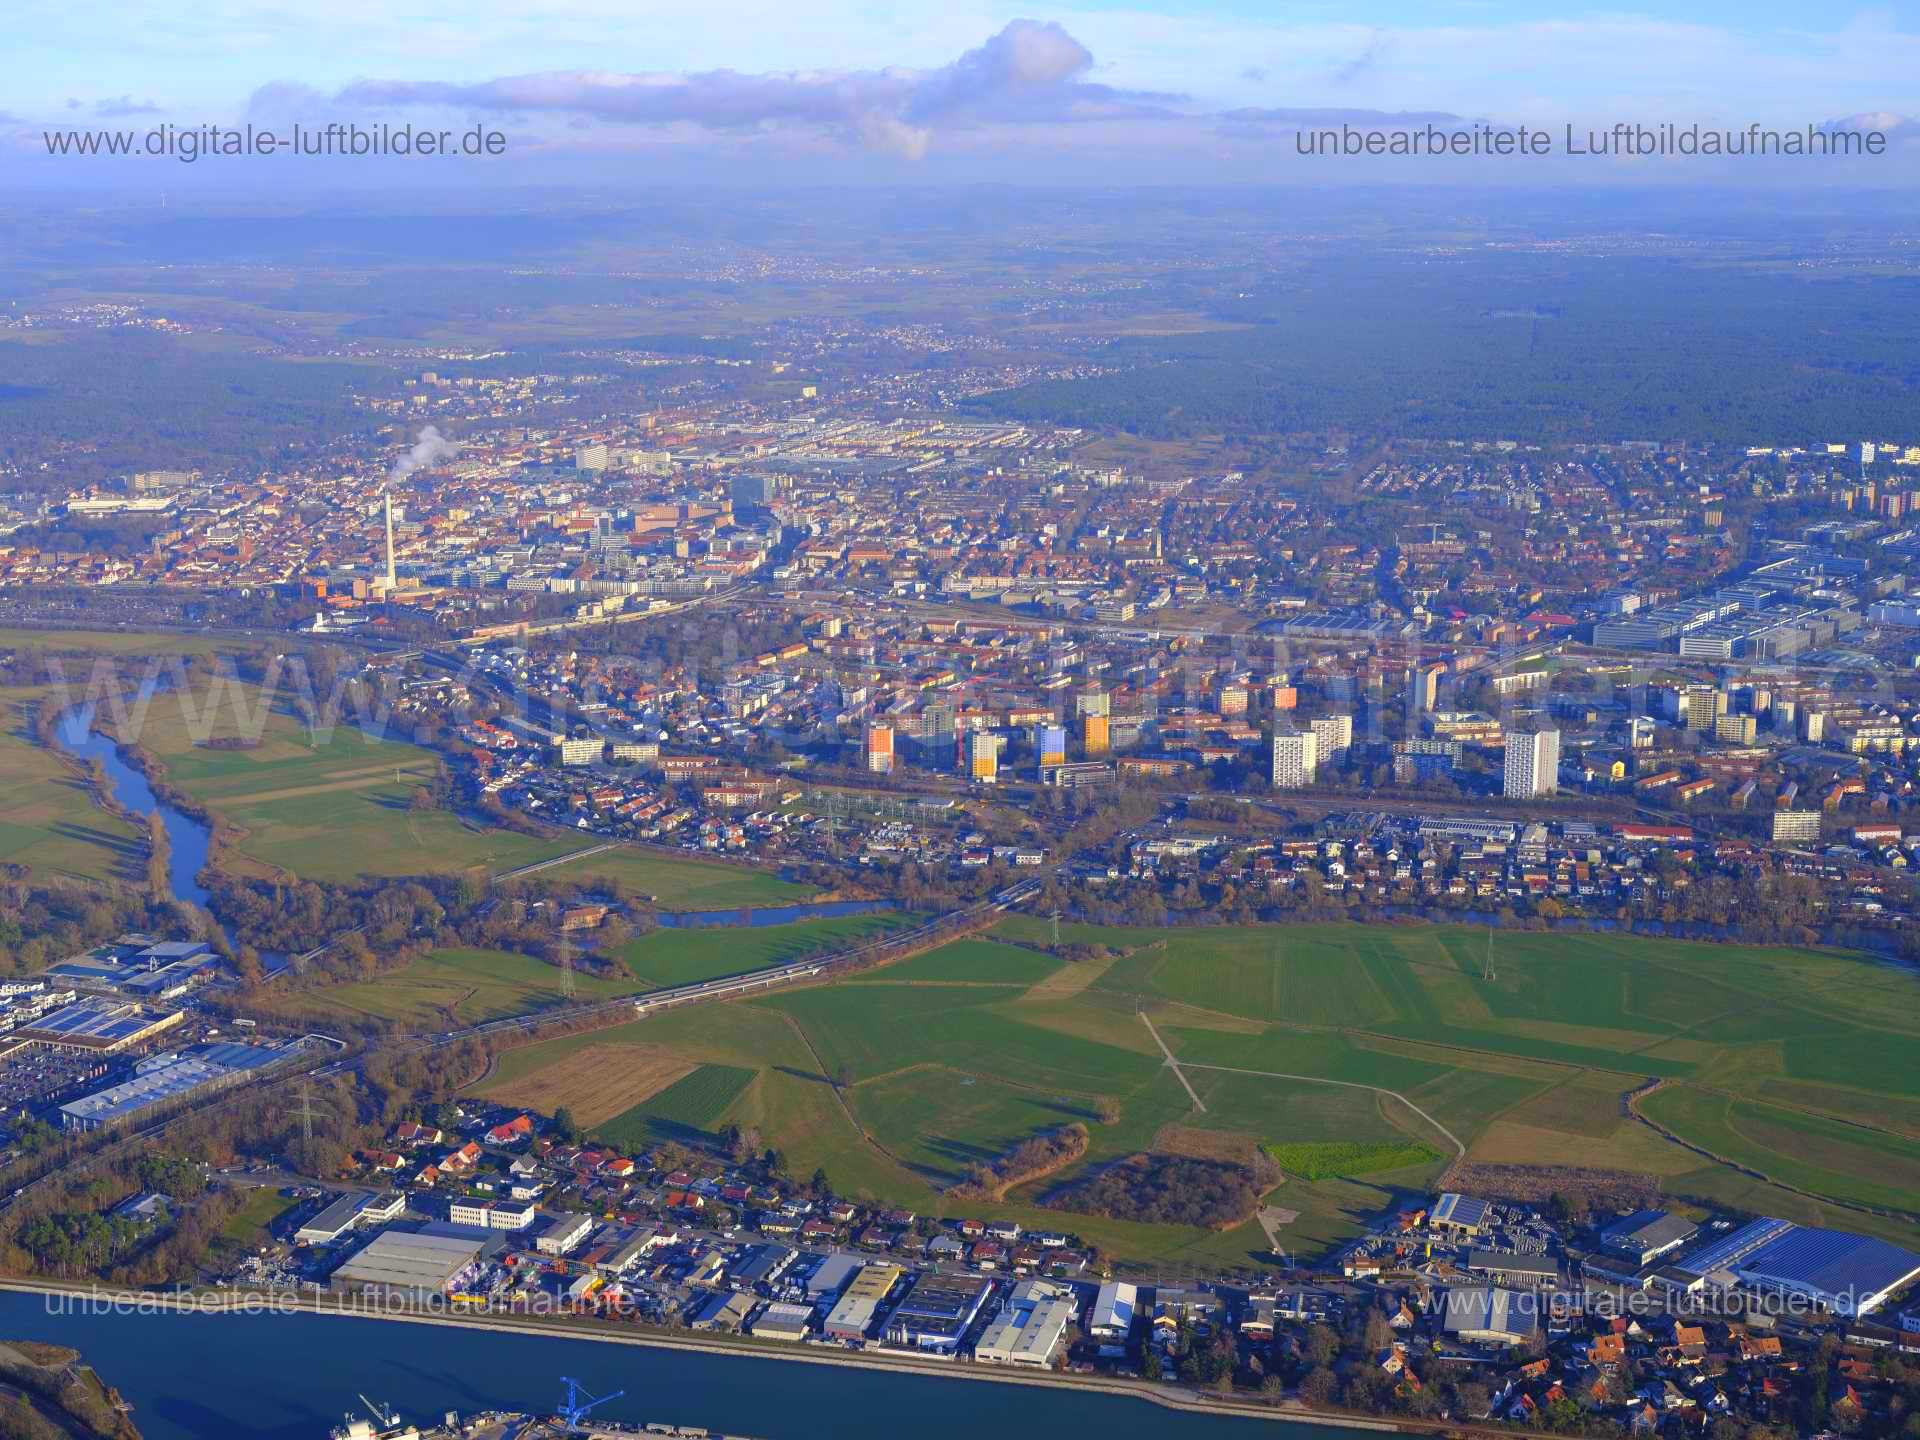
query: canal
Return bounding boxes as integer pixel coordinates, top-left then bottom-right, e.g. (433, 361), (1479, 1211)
(0, 1293), (1361, 1440)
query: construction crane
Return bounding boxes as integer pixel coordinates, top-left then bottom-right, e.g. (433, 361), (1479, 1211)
(356, 1396), (397, 1429)
(555, 1377), (624, 1435)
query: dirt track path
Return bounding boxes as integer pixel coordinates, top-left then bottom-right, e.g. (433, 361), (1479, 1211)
(1172, 1056), (1466, 1160)
(1138, 1010), (1208, 1114)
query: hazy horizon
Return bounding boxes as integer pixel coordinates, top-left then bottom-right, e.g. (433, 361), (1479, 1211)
(9, 3), (1920, 189)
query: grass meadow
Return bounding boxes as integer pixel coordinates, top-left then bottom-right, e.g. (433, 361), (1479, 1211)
(475, 917), (1920, 1267)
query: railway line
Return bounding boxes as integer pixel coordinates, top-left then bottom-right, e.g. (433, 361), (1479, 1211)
(413, 877), (1042, 1050)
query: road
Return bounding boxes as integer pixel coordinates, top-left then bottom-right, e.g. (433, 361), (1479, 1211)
(494, 841), (620, 880)
(450, 585), (746, 648)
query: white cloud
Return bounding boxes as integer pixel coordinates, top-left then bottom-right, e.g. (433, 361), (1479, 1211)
(324, 19), (1180, 159)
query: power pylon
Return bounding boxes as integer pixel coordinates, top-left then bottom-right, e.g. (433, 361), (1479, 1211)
(559, 926), (576, 999)
(291, 1080), (328, 1146)
(1483, 925), (1496, 983)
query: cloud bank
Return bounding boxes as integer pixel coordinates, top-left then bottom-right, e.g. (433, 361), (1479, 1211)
(326, 19), (1177, 160)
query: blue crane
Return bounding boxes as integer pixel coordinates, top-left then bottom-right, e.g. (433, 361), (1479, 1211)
(555, 1377), (624, 1434)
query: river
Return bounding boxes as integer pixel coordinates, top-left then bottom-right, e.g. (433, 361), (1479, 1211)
(52, 698), (886, 950)
(49, 700), (297, 973)
(0, 1293), (1354, 1440)
(28, 723), (1341, 1437)
(52, 701), (218, 913)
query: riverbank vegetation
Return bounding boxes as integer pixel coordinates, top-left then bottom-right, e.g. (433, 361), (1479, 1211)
(0, 1341), (141, 1440)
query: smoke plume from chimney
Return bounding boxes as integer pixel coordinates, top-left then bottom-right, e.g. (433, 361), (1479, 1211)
(389, 425), (460, 485)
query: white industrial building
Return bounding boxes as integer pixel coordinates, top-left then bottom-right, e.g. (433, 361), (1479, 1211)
(448, 1199), (536, 1231)
(535, 1212), (593, 1256)
(1089, 1281), (1138, 1342)
(974, 1281), (1076, 1366)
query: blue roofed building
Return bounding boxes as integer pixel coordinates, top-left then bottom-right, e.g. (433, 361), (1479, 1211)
(1734, 1225), (1920, 1317)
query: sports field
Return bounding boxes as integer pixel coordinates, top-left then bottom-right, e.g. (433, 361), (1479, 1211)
(480, 916), (1920, 1267)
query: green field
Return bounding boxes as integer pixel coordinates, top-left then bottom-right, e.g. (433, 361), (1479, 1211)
(273, 914), (921, 1030)
(618, 912), (915, 987)
(122, 677), (575, 882)
(540, 849), (818, 911)
(1266, 1140), (1443, 1181)
(875, 938), (1067, 986)
(0, 629), (225, 657)
(1639, 1084), (1920, 1219)
(483, 915), (1920, 1266)
(218, 1187), (299, 1247)
(276, 946), (644, 1027)
(117, 677), (800, 905)
(595, 1064), (759, 1148)
(0, 688), (147, 886)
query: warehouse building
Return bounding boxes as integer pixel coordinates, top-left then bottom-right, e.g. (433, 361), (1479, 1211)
(823, 1294), (881, 1343)
(750, 1302), (813, 1342)
(884, 1277), (993, 1354)
(1430, 1193), (1493, 1235)
(1602, 1209), (1700, 1266)
(1671, 1216), (1797, 1278)
(298, 1193), (372, 1246)
(689, 1291), (756, 1333)
(1443, 1287), (1542, 1347)
(1466, 1250), (1562, 1290)
(843, 1261), (901, 1304)
(331, 1229), (484, 1302)
(731, 1243), (798, 1288)
(296, 1190), (406, 1246)
(1733, 1226), (1920, 1318)
(297, 1193), (367, 1247)
(21, 998), (184, 1054)
(974, 1281), (1076, 1366)
(59, 1042), (290, 1132)
(592, 1226), (661, 1278)
(805, 1252), (863, 1300)
(1089, 1281), (1138, 1342)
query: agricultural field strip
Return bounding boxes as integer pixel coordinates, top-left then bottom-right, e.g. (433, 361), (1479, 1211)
(880, 929), (1911, 1206)
(1129, 984), (1674, 1079)
(850, 979), (1044, 989)
(847, 1058), (1112, 1107)
(770, 1009), (908, 1170)
(1679, 1080), (1920, 1147)
(1174, 1059), (1465, 1159)
(1142, 983), (1903, 1193)
(219, 769), (433, 806)
(1633, 1085), (1920, 1225)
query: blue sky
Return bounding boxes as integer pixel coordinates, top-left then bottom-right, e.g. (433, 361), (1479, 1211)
(8, 1), (1918, 184)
